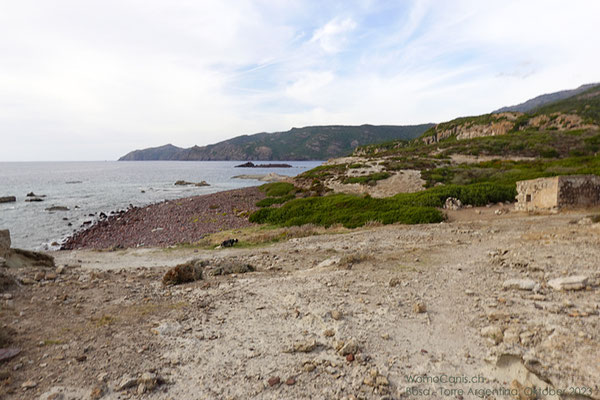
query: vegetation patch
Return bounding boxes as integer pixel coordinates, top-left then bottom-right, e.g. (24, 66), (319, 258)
(343, 172), (391, 185)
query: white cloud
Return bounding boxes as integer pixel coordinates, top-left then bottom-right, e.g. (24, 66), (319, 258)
(310, 17), (357, 53)
(0, 0), (599, 161)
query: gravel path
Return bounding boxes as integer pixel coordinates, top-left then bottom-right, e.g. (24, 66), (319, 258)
(61, 187), (265, 249)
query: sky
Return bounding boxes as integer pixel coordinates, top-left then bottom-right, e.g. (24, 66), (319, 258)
(1, 0), (599, 161)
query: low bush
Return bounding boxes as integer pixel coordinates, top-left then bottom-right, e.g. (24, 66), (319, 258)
(249, 182), (516, 229)
(256, 194), (296, 207)
(259, 182), (297, 197)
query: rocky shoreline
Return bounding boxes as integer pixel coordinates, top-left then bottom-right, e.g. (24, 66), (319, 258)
(61, 187), (265, 250)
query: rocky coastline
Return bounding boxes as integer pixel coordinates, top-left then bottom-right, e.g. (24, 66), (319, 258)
(61, 187), (265, 250)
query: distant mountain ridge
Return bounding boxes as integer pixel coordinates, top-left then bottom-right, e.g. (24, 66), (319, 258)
(493, 83), (599, 113)
(118, 124), (434, 161)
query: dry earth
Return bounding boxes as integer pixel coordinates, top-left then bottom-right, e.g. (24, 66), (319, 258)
(1, 206), (599, 400)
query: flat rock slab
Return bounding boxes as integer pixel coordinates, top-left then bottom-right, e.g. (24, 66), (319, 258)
(0, 347), (21, 362)
(548, 276), (588, 291)
(502, 278), (538, 291)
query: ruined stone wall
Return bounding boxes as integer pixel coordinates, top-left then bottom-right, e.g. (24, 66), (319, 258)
(557, 175), (600, 208)
(515, 177), (559, 212)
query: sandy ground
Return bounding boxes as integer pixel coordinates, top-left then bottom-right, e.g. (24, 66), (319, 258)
(1, 206), (599, 400)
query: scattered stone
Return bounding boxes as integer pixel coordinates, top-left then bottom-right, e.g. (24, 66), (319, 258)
(548, 276), (588, 291)
(413, 302), (426, 313)
(117, 375), (138, 391)
(481, 326), (503, 345)
(331, 310), (342, 320)
(45, 272), (57, 280)
(25, 197), (44, 202)
(0, 196), (16, 204)
(21, 380), (37, 389)
(56, 265), (65, 275)
(323, 329), (335, 337)
(75, 355), (87, 362)
(285, 377), (296, 385)
(346, 353), (355, 362)
(293, 340), (317, 353)
(137, 372), (160, 394)
(34, 271), (45, 281)
(502, 279), (539, 291)
(303, 362), (316, 372)
(90, 384), (106, 400)
(389, 277), (401, 287)
(268, 376), (280, 387)
(444, 197), (463, 210)
(317, 257), (340, 268)
(338, 338), (359, 356)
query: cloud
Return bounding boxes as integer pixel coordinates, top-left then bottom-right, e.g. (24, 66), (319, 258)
(0, 0), (599, 160)
(310, 17), (357, 53)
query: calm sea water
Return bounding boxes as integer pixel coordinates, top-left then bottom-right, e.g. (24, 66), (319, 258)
(0, 161), (322, 250)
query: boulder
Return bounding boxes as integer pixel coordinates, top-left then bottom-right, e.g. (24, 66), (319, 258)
(162, 260), (205, 285)
(25, 197), (44, 202)
(0, 230), (10, 250)
(0, 196), (16, 203)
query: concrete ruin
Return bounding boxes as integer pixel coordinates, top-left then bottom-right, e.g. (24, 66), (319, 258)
(515, 175), (600, 212)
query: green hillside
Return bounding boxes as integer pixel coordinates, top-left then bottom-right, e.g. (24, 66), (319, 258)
(119, 124), (434, 161)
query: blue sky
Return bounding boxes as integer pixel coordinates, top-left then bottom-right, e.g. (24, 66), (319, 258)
(1, 0), (599, 161)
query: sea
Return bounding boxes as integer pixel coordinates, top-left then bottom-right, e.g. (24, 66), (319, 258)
(0, 161), (323, 250)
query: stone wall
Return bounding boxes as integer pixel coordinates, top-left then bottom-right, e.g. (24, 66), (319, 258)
(516, 175), (600, 212)
(515, 177), (559, 212)
(557, 175), (600, 208)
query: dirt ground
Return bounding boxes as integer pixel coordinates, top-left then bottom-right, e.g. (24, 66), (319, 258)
(1, 205), (599, 400)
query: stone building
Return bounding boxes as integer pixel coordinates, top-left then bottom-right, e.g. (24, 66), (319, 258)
(515, 175), (600, 212)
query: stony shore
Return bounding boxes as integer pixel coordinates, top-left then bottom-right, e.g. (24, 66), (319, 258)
(61, 187), (265, 250)
(0, 206), (599, 399)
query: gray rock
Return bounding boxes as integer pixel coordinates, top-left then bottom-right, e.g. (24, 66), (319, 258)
(548, 276), (588, 291)
(0, 230), (10, 250)
(0, 196), (16, 204)
(502, 278), (538, 291)
(444, 197), (463, 210)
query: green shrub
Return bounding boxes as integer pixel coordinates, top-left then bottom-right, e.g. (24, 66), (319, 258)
(256, 194), (296, 207)
(259, 182), (297, 197)
(249, 182), (516, 229)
